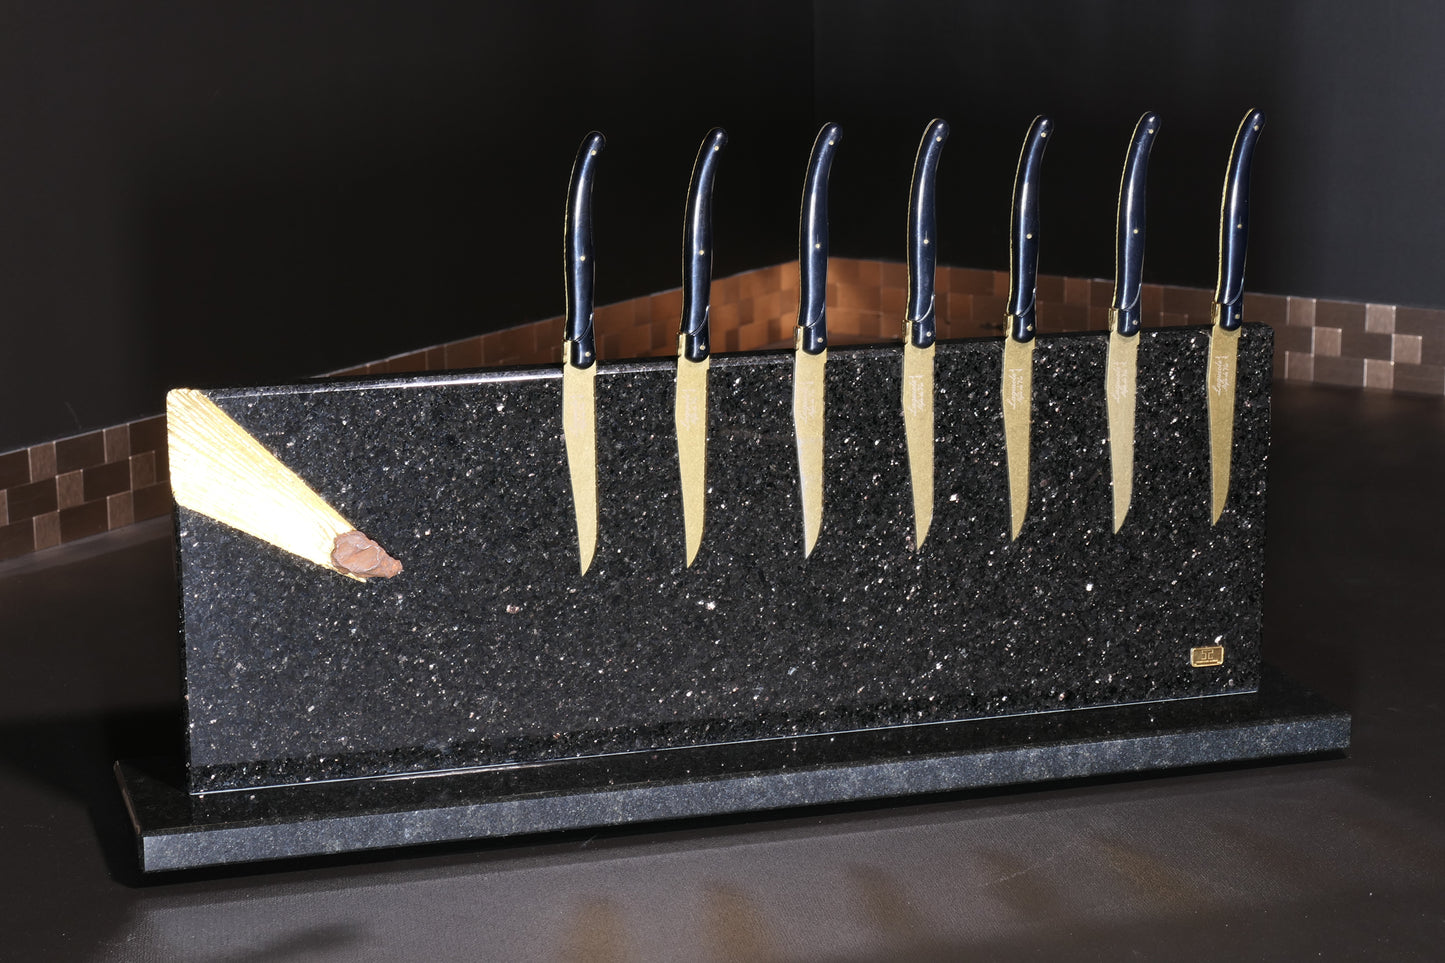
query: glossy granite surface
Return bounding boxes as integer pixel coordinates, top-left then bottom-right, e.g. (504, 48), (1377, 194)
(1, 384), (1441, 960)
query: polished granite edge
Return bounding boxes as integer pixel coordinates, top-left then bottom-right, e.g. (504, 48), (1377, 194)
(118, 665), (1348, 873)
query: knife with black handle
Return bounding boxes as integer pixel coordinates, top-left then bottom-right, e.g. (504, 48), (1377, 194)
(793, 122), (842, 557)
(676, 127), (727, 566)
(902, 118), (949, 550)
(1207, 108), (1266, 524)
(1106, 111), (1160, 532)
(1002, 115), (1051, 540)
(562, 131), (605, 574)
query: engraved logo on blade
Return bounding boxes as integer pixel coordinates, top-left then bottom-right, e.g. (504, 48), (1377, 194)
(1108, 356), (1132, 403)
(1211, 355), (1232, 396)
(678, 386), (705, 431)
(1191, 645), (1225, 667)
(906, 373), (929, 415)
(1005, 368), (1027, 410)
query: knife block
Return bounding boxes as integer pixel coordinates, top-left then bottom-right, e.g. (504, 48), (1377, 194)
(116, 323), (1350, 871)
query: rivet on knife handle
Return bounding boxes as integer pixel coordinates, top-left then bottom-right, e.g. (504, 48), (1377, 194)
(676, 127), (727, 567)
(1002, 116), (1051, 541)
(794, 122), (842, 558)
(1207, 109), (1265, 525)
(1106, 111), (1160, 533)
(903, 118), (949, 550)
(563, 131), (604, 574)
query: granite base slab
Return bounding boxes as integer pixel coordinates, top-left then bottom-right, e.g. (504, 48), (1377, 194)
(117, 664), (1347, 873)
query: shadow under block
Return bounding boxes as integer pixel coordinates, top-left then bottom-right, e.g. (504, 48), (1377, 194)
(117, 324), (1350, 870)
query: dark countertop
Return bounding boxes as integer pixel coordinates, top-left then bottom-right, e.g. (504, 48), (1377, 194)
(2, 383), (1442, 961)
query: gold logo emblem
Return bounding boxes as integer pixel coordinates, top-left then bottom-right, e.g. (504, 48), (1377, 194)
(1190, 645), (1225, 667)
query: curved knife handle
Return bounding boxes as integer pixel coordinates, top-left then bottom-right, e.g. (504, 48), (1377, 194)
(1215, 108), (1266, 331)
(1007, 116), (1052, 343)
(564, 131), (605, 369)
(680, 127), (728, 363)
(1111, 112), (1161, 337)
(797, 122), (843, 356)
(907, 118), (950, 349)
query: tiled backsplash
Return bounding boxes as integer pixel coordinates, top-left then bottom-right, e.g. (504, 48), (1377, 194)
(2, 258), (1441, 562)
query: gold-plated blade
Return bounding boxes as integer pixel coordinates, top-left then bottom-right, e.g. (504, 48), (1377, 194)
(1206, 315), (1241, 525)
(793, 336), (827, 558)
(902, 341), (935, 549)
(675, 341), (709, 567)
(1002, 337), (1035, 540)
(562, 360), (598, 573)
(1105, 327), (1139, 533)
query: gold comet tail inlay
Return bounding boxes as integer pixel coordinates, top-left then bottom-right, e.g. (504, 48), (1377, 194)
(793, 338), (827, 558)
(1206, 316), (1241, 525)
(166, 388), (392, 580)
(1002, 336), (1035, 540)
(675, 343), (710, 567)
(563, 360), (599, 574)
(1105, 326), (1139, 533)
(902, 341), (935, 549)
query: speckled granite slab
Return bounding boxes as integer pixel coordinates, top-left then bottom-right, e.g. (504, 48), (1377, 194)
(117, 665), (1349, 872)
(175, 325), (1273, 794)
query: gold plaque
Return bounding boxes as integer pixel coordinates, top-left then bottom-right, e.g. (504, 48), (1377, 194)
(1190, 645), (1225, 667)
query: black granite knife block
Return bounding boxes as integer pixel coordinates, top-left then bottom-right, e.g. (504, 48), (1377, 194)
(117, 324), (1350, 871)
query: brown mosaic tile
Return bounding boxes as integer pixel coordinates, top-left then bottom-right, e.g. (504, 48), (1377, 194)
(1089, 306), (1112, 331)
(1394, 305), (1445, 337)
(107, 491), (135, 530)
(835, 283), (881, 313)
(425, 347), (446, 371)
(0, 450), (29, 489)
(129, 416), (167, 456)
(0, 489), (6, 526)
(1272, 324), (1313, 354)
(1340, 329), (1393, 361)
(83, 460), (132, 503)
(1364, 359), (1394, 391)
(1158, 312), (1190, 327)
(1312, 355), (1365, 388)
(1162, 285), (1213, 319)
(1090, 279), (1114, 308)
(880, 261), (906, 289)
(974, 295), (1007, 325)
(1286, 297), (1317, 327)
(1140, 284), (1163, 316)
(104, 425), (130, 462)
(56, 470), (84, 510)
(993, 271), (1012, 298)
(130, 451), (157, 490)
(1394, 333), (1423, 366)
(1063, 277), (1091, 306)
(946, 267), (994, 295)
(8, 478), (57, 522)
(1243, 292), (1288, 325)
(59, 500), (108, 542)
(1035, 274), (1066, 303)
(1365, 304), (1396, 334)
(56, 432), (105, 473)
(1314, 327), (1342, 357)
(1315, 299), (1367, 331)
(1272, 348), (1286, 381)
(29, 441), (56, 482)
(1284, 351), (1314, 382)
(33, 511), (60, 551)
(443, 336), (484, 369)
(712, 273), (741, 306)
(880, 287), (905, 318)
(1393, 362), (1445, 395)
(133, 483), (174, 522)
(0, 519), (34, 560)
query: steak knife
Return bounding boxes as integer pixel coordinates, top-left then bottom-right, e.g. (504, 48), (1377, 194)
(562, 131), (605, 574)
(1207, 109), (1266, 524)
(902, 118), (950, 550)
(794, 123), (842, 558)
(1002, 116), (1052, 540)
(676, 127), (728, 567)
(1105, 111), (1160, 533)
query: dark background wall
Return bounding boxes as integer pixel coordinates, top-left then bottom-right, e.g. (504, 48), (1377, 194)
(1, 1), (1441, 451)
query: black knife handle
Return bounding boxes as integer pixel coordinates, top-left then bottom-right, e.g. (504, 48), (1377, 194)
(1112, 111), (1161, 337)
(907, 118), (950, 349)
(797, 123), (842, 356)
(1215, 108), (1266, 331)
(1007, 116), (1052, 343)
(564, 131), (605, 369)
(680, 127), (728, 363)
